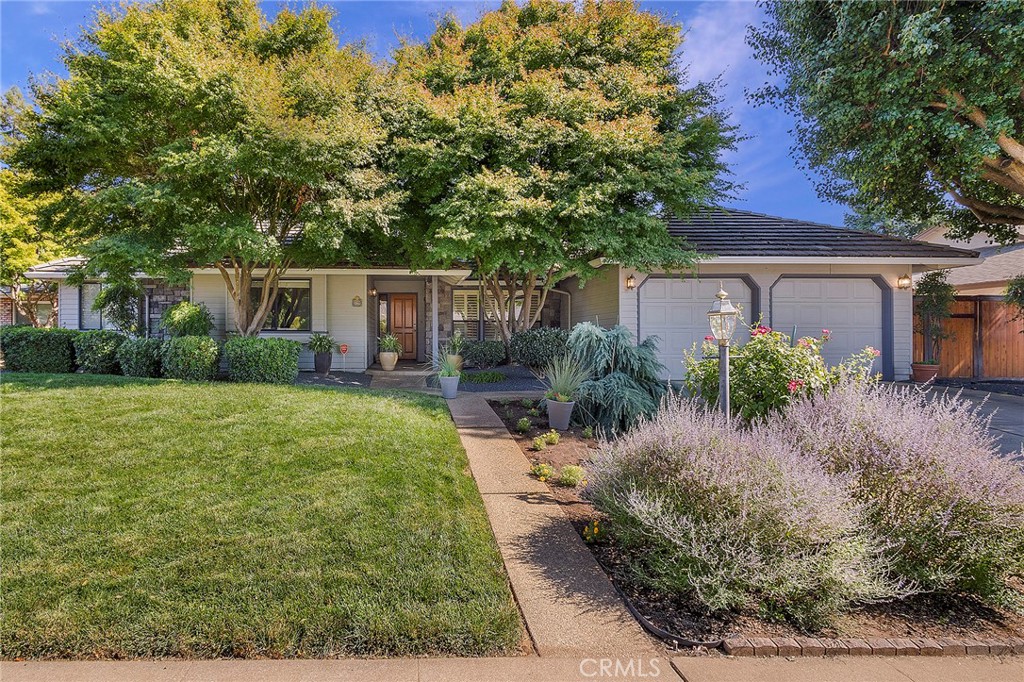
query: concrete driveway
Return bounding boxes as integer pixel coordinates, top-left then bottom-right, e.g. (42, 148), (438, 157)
(928, 386), (1024, 459)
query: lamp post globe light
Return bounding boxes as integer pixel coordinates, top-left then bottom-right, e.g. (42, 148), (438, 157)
(707, 285), (739, 419)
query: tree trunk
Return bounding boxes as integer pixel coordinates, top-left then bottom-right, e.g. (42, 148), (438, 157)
(216, 260), (287, 336)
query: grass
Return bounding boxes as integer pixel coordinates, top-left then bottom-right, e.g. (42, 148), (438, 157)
(461, 371), (506, 384)
(0, 373), (522, 659)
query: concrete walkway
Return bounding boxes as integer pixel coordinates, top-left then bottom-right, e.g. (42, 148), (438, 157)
(446, 394), (656, 657)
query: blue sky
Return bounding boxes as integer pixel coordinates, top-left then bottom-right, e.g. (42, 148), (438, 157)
(0, 0), (848, 226)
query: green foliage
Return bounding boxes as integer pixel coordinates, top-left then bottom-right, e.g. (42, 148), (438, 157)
(160, 302), (214, 338)
(73, 330), (126, 374)
(445, 330), (466, 356)
(567, 323), (666, 433)
(685, 325), (879, 422)
(161, 336), (220, 381)
(462, 340), (506, 368)
(914, 270), (957, 363)
(515, 417), (531, 434)
(116, 338), (163, 378)
(3, 0), (400, 335)
(92, 282), (143, 334)
(530, 462), (554, 481)
(378, 334), (402, 354)
(0, 326), (78, 373)
(581, 426), (594, 439)
(223, 337), (301, 384)
(543, 354), (589, 403)
(510, 328), (569, 370)
(750, 2), (1024, 243)
(520, 399), (534, 408)
(462, 370), (505, 384)
(0, 166), (65, 288)
(391, 0), (736, 340)
(557, 465), (586, 488)
(1004, 274), (1024, 327)
(531, 436), (547, 451)
(543, 430), (559, 445)
(437, 354), (461, 378)
(307, 332), (335, 354)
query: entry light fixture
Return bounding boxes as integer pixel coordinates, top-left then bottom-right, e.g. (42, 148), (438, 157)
(625, 274), (637, 291)
(368, 287), (378, 297)
(897, 274), (912, 290)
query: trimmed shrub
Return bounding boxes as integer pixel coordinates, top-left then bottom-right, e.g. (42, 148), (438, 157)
(510, 327), (568, 370)
(160, 301), (214, 338)
(684, 324), (878, 422)
(767, 381), (1024, 602)
(462, 370), (505, 384)
(567, 323), (666, 433)
(223, 336), (301, 384)
(73, 330), (126, 374)
(116, 338), (163, 378)
(161, 336), (220, 381)
(0, 326), (79, 373)
(463, 340), (506, 368)
(587, 397), (900, 628)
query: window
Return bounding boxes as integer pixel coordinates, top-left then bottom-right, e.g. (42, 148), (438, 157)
(251, 279), (311, 331)
(484, 290), (541, 340)
(80, 283), (104, 330)
(453, 288), (542, 340)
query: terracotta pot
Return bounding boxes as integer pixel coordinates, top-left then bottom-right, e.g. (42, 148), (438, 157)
(547, 400), (575, 431)
(911, 362), (940, 383)
(440, 375), (460, 399)
(446, 354), (464, 372)
(379, 351), (399, 371)
(314, 352), (332, 376)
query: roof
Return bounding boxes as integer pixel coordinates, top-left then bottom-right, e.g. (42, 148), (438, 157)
(667, 208), (979, 261)
(943, 242), (1024, 288)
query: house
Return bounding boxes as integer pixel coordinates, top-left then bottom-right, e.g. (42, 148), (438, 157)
(0, 285), (56, 327)
(915, 226), (1024, 378)
(25, 208), (978, 380)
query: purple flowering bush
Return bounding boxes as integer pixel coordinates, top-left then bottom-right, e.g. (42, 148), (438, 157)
(586, 397), (901, 628)
(764, 382), (1024, 603)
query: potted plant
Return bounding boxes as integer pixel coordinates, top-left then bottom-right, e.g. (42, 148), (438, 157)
(307, 332), (335, 376)
(437, 354), (461, 399)
(378, 333), (402, 371)
(446, 330), (466, 371)
(543, 354), (589, 431)
(912, 271), (956, 382)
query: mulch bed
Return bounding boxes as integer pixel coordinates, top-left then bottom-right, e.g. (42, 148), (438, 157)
(488, 399), (1024, 653)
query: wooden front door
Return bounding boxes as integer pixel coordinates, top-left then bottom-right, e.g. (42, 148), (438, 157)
(390, 294), (417, 360)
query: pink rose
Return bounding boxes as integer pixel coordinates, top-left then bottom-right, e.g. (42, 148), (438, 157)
(867, 347), (881, 357)
(787, 379), (805, 393)
(704, 335), (714, 341)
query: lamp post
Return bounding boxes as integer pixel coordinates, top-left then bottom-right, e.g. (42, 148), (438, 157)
(707, 285), (739, 419)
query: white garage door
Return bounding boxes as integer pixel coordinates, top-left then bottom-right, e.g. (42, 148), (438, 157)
(771, 277), (882, 372)
(640, 277), (753, 380)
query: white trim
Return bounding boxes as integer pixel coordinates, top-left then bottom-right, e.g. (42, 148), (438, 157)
(431, 275), (439, 369)
(188, 267), (472, 278)
(700, 256), (978, 266)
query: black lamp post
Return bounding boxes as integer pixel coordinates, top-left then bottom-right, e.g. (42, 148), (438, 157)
(707, 285), (739, 419)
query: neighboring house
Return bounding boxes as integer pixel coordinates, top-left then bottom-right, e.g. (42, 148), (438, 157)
(0, 286), (56, 327)
(916, 226), (1024, 378)
(25, 208), (978, 380)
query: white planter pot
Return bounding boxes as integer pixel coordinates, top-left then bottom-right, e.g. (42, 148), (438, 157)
(547, 400), (575, 431)
(379, 352), (399, 371)
(440, 375), (460, 399)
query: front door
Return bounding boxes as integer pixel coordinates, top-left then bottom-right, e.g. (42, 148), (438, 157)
(390, 294), (417, 360)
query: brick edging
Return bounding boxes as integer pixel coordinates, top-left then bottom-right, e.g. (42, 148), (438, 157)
(722, 636), (1024, 657)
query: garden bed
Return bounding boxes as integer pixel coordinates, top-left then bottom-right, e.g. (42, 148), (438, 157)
(488, 400), (1024, 650)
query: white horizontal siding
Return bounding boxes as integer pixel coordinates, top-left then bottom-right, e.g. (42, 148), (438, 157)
(58, 283), (79, 329)
(326, 274), (369, 371)
(564, 265), (620, 328)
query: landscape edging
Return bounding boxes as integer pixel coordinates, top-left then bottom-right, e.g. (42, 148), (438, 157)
(721, 635), (1024, 657)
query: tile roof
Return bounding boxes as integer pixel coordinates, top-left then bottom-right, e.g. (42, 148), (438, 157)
(943, 242), (1024, 287)
(667, 208), (979, 260)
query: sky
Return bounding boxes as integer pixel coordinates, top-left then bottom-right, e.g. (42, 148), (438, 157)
(0, 0), (848, 226)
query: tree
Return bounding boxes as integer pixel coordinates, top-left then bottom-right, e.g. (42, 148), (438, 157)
(2, 0), (400, 335)
(914, 270), (957, 364)
(751, 1), (1024, 245)
(0, 166), (63, 327)
(390, 0), (735, 343)
(843, 207), (931, 240)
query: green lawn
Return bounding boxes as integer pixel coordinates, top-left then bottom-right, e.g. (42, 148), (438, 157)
(0, 373), (522, 658)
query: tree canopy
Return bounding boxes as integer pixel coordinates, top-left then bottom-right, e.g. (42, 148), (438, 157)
(2, 0), (400, 335)
(751, 0), (1024, 244)
(390, 0), (736, 341)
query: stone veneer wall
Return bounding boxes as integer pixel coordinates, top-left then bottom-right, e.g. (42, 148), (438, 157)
(143, 280), (190, 337)
(0, 298), (14, 326)
(425, 278), (455, 352)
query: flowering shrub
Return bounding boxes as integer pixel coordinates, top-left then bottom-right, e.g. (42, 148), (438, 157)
(586, 397), (900, 628)
(684, 324), (878, 422)
(557, 464), (586, 488)
(530, 462), (554, 482)
(766, 381), (1024, 602)
(582, 519), (604, 543)
(532, 436), (547, 451)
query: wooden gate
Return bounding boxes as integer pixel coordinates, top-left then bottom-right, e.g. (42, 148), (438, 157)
(913, 296), (1024, 378)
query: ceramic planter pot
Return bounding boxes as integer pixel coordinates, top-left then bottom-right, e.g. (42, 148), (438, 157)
(314, 352), (332, 376)
(379, 351), (399, 371)
(547, 399), (575, 431)
(911, 362), (940, 383)
(439, 375), (460, 399)
(447, 354), (464, 372)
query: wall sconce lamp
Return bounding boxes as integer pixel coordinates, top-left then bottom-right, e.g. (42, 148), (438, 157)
(368, 287), (378, 297)
(897, 274), (912, 290)
(625, 274), (637, 291)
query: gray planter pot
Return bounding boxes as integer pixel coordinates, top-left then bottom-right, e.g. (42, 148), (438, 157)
(547, 400), (575, 431)
(314, 352), (332, 376)
(440, 375), (460, 399)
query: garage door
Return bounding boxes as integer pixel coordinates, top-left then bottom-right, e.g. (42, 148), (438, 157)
(771, 277), (882, 372)
(639, 277), (753, 380)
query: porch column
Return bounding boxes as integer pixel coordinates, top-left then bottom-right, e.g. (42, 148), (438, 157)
(431, 275), (439, 368)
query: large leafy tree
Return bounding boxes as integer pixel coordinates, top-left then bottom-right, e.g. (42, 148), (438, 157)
(751, 1), (1024, 244)
(2, 0), (399, 335)
(391, 0), (735, 343)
